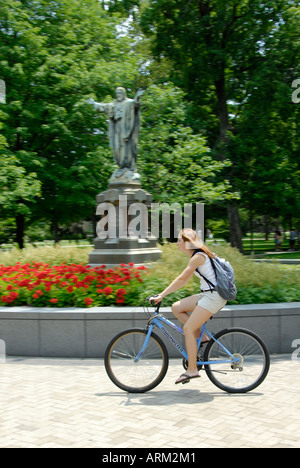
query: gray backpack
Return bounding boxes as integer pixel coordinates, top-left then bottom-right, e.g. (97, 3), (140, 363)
(193, 249), (237, 301)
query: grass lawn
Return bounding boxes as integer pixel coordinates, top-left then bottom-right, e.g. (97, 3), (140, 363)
(1, 235), (299, 259)
(243, 236), (278, 252)
(263, 251), (300, 259)
(242, 234), (299, 257)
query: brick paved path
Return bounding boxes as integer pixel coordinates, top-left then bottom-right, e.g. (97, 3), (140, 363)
(0, 355), (299, 448)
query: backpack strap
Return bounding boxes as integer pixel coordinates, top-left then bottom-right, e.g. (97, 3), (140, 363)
(191, 249), (216, 293)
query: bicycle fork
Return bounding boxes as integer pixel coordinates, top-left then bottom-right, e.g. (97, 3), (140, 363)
(134, 324), (155, 362)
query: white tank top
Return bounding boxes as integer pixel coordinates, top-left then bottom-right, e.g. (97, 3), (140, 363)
(193, 252), (217, 291)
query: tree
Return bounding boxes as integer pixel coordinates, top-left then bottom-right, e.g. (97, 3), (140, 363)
(122, 0), (299, 251)
(0, 149), (41, 248)
(0, 0), (141, 246)
(2, 0), (299, 249)
(139, 84), (234, 205)
(0, 111), (41, 248)
(227, 2), (300, 233)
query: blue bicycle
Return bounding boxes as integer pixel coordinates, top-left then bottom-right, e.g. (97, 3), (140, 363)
(105, 299), (270, 394)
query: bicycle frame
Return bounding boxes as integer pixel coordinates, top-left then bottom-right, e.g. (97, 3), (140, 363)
(136, 308), (239, 367)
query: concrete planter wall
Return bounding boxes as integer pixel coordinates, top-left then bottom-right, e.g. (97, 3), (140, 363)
(0, 302), (299, 358)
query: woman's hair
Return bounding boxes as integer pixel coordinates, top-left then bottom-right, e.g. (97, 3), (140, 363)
(179, 228), (216, 259)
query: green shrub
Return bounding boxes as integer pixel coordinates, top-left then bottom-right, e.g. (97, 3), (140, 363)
(0, 245), (92, 266)
(141, 243), (300, 305)
(0, 242), (299, 306)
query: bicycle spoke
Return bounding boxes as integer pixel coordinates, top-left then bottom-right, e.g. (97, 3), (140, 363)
(105, 329), (169, 393)
(204, 329), (270, 393)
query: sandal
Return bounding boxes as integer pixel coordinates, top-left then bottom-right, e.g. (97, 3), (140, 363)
(175, 373), (200, 385)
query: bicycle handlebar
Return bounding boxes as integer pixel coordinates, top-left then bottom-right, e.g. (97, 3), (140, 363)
(146, 296), (162, 311)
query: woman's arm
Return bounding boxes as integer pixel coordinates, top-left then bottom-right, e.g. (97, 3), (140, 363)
(151, 254), (206, 303)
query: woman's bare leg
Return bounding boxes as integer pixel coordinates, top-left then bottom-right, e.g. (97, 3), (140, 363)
(183, 305), (213, 375)
(171, 295), (199, 325)
(172, 295), (210, 341)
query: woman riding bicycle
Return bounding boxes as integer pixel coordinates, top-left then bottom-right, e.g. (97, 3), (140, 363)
(151, 228), (227, 384)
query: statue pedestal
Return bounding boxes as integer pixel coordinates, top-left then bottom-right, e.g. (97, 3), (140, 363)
(88, 172), (162, 267)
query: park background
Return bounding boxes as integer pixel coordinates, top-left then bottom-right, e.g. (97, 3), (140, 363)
(0, 0), (300, 307)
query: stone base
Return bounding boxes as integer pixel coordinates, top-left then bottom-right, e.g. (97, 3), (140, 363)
(1, 303), (299, 357)
(89, 237), (162, 266)
(88, 174), (162, 267)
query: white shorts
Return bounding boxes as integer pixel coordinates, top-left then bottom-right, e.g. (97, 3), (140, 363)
(197, 290), (227, 315)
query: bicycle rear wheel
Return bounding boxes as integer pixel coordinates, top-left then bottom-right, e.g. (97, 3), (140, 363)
(105, 328), (169, 393)
(204, 328), (270, 393)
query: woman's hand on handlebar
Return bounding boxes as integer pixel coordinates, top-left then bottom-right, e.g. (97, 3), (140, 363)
(148, 294), (163, 305)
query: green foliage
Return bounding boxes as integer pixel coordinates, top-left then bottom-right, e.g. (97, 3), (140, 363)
(206, 219), (230, 242)
(228, 1), (300, 221)
(1, 243), (300, 306)
(134, 0), (300, 240)
(0, 1), (234, 246)
(0, 245), (93, 266)
(0, 152), (41, 216)
(142, 243), (300, 305)
(139, 84), (234, 204)
(0, 0), (141, 238)
(0, 0), (299, 247)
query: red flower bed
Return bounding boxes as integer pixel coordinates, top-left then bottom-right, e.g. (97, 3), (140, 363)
(0, 262), (148, 308)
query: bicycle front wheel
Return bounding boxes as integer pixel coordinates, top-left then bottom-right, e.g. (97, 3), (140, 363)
(105, 328), (169, 393)
(204, 328), (270, 393)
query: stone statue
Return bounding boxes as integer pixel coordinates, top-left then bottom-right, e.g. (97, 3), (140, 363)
(88, 87), (144, 182)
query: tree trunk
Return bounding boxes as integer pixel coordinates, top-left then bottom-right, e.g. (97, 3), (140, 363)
(214, 77), (230, 150)
(52, 221), (60, 244)
(264, 214), (269, 241)
(16, 213), (25, 249)
(227, 202), (243, 252)
(214, 76), (243, 253)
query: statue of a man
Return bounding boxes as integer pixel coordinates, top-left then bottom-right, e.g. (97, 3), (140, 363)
(88, 88), (144, 177)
